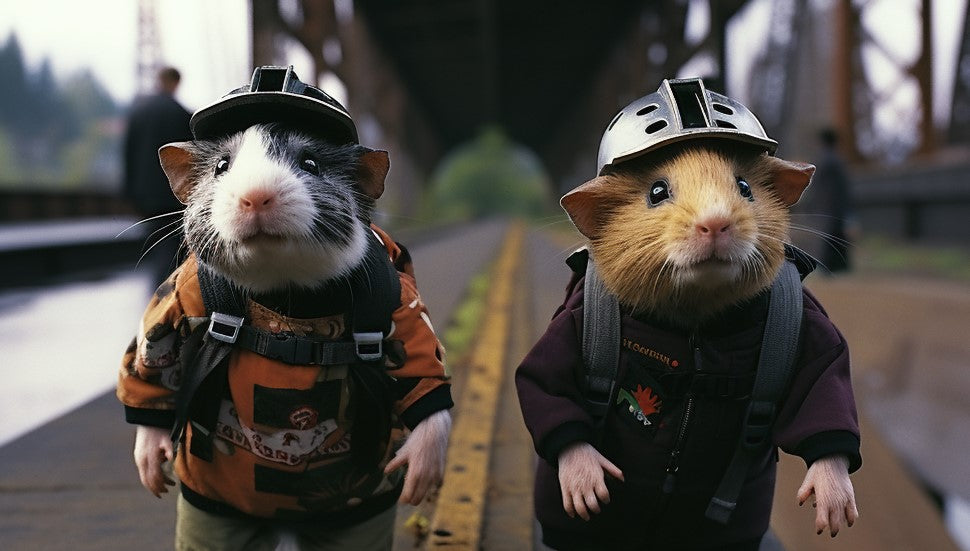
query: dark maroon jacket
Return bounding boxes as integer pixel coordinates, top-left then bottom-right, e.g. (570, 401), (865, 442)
(515, 256), (861, 550)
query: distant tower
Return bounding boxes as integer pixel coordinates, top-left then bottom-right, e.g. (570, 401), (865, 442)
(950, 3), (970, 144)
(136, 0), (162, 96)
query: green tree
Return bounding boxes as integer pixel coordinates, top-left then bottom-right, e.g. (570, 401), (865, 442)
(0, 34), (30, 133)
(62, 69), (118, 121)
(34, 60), (82, 147)
(426, 127), (552, 222)
(0, 127), (25, 186)
(0, 31), (120, 188)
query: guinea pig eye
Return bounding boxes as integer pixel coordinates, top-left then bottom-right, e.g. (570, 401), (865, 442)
(736, 177), (754, 201)
(647, 180), (671, 207)
(300, 157), (320, 175)
(215, 157), (230, 176)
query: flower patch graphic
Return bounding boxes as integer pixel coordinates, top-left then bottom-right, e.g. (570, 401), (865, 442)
(616, 384), (663, 426)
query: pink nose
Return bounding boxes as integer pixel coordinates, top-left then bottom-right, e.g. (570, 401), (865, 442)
(696, 217), (731, 236)
(239, 190), (275, 212)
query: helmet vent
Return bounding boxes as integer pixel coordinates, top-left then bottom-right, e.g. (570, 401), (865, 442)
(712, 103), (734, 115)
(636, 104), (659, 116)
(645, 120), (668, 134)
(669, 80), (709, 129)
(252, 67), (287, 92)
(715, 120), (737, 129)
(607, 111), (624, 131)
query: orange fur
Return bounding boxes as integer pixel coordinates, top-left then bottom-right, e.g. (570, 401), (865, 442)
(566, 146), (809, 327)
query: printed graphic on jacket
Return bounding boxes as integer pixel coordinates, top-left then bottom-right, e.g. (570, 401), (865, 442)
(216, 381), (350, 465)
(616, 384), (663, 426)
(622, 337), (680, 368)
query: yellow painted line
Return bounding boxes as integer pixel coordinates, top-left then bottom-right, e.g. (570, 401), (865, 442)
(480, 227), (536, 548)
(427, 221), (525, 549)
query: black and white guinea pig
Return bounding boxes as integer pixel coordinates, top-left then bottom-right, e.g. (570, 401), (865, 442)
(158, 123), (389, 292)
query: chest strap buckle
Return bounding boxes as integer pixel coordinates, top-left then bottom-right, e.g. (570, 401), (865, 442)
(353, 332), (384, 362)
(208, 312), (244, 344)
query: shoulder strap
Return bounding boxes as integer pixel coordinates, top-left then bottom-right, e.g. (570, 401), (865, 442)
(349, 229), (401, 342)
(233, 231), (401, 364)
(706, 260), (804, 524)
(200, 230), (401, 362)
(171, 230), (402, 455)
(582, 256), (621, 425)
(169, 262), (241, 454)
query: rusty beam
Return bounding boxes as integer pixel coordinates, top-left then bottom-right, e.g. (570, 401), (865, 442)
(914, 0), (935, 154)
(834, 0), (862, 161)
(949, 0), (970, 142)
(251, 0), (279, 68)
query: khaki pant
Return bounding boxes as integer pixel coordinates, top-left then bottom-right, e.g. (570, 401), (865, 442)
(175, 494), (395, 551)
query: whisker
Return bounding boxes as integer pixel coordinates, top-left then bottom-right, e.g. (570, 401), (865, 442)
(533, 218), (575, 232)
(142, 219), (183, 247)
(790, 213), (851, 222)
(136, 227), (184, 268)
(789, 225), (853, 247)
(116, 210), (185, 238)
(651, 258), (671, 298)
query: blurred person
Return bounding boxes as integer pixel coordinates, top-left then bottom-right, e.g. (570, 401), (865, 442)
(808, 127), (856, 273)
(123, 66), (192, 285)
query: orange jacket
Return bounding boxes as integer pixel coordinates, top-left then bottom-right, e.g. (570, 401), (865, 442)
(118, 226), (451, 521)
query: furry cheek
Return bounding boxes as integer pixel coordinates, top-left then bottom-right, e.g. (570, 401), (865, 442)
(210, 190), (243, 242)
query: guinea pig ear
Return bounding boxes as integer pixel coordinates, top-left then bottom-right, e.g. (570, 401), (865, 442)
(766, 156), (815, 206)
(357, 149), (390, 200)
(158, 142), (197, 205)
(560, 176), (613, 239)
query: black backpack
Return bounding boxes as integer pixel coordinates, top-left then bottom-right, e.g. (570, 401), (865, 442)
(171, 230), (401, 467)
(576, 248), (805, 524)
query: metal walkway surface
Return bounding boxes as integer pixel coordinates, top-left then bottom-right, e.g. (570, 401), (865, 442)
(0, 219), (507, 551)
(0, 217), (149, 288)
(418, 223), (969, 551)
(1, 219), (967, 550)
(769, 273), (970, 551)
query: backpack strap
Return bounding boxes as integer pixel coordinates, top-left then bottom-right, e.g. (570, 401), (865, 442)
(348, 229), (401, 346)
(171, 229), (401, 459)
(582, 255), (621, 426)
(227, 232), (400, 365)
(705, 260), (804, 524)
(169, 262), (243, 459)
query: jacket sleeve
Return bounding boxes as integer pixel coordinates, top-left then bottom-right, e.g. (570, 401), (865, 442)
(370, 224), (452, 429)
(772, 288), (862, 472)
(116, 261), (201, 428)
(514, 284), (596, 465)
(385, 269), (453, 430)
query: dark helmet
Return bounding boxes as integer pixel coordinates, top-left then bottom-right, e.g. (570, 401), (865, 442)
(597, 78), (776, 174)
(190, 65), (358, 144)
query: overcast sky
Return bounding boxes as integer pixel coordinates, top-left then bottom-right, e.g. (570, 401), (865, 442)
(0, 0), (251, 111)
(0, 0), (966, 124)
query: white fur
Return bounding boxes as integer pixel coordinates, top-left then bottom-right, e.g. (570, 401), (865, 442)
(208, 127), (367, 291)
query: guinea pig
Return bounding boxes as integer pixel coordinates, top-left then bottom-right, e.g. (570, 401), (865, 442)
(562, 141), (814, 327)
(123, 121), (452, 542)
(159, 123), (390, 293)
(517, 140), (859, 550)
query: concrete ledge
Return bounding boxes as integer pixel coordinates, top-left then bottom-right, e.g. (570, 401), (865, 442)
(0, 218), (145, 252)
(0, 218), (149, 287)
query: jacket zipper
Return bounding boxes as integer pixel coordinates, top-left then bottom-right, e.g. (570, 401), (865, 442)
(663, 336), (702, 494)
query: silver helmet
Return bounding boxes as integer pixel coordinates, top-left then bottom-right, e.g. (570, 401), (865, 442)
(597, 78), (777, 174)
